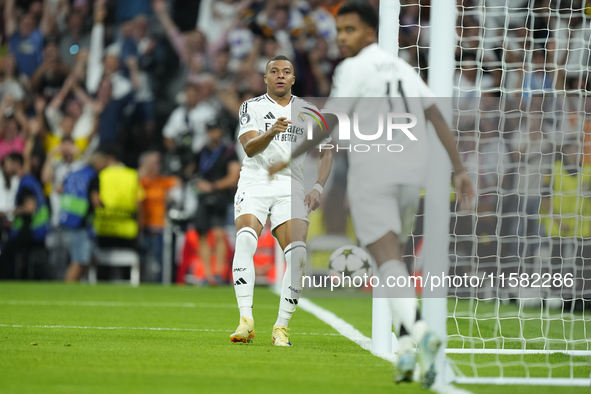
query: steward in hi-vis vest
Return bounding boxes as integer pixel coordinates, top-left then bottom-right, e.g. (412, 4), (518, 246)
(59, 165), (97, 230)
(94, 165), (143, 240)
(62, 150), (109, 283)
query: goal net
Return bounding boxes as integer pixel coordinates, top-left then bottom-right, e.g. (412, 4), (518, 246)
(398, 0), (591, 386)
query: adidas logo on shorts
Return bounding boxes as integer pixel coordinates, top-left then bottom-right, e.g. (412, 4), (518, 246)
(264, 112), (275, 119)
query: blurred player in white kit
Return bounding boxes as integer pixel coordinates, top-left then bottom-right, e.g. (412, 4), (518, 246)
(269, 1), (475, 388)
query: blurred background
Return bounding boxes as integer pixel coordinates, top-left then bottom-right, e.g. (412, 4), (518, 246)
(0, 0), (590, 310)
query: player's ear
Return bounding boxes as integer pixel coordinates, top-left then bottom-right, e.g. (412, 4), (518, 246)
(366, 25), (377, 43)
(263, 74), (267, 85)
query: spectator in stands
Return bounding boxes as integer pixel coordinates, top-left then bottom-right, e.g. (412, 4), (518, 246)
(93, 71), (138, 148)
(116, 0), (152, 24)
(508, 119), (553, 266)
(0, 152), (50, 279)
(300, 37), (333, 96)
(0, 55), (26, 114)
(254, 5), (301, 59)
(153, 0), (210, 82)
(163, 82), (217, 155)
(119, 14), (159, 145)
(4, 0), (55, 78)
(58, 10), (91, 68)
(197, 0), (242, 45)
(93, 146), (144, 251)
(30, 41), (70, 101)
(542, 143), (591, 238)
(0, 115), (26, 160)
(322, 0), (345, 19)
(454, 52), (495, 98)
(306, 0), (339, 59)
(542, 142), (591, 301)
(192, 119), (240, 285)
(0, 153), (20, 239)
(61, 150), (109, 282)
(211, 48), (236, 91)
(86, 0), (137, 102)
(460, 118), (510, 213)
(41, 136), (84, 227)
(138, 150), (179, 282)
(45, 71), (96, 154)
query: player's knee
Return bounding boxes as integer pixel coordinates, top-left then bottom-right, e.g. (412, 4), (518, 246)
(235, 227), (258, 250)
(235, 215), (262, 235)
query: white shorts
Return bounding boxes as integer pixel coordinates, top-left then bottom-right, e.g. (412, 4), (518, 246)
(348, 183), (421, 247)
(234, 177), (309, 232)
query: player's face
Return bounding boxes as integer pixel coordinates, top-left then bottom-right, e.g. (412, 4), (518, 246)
(264, 60), (295, 97)
(336, 13), (376, 58)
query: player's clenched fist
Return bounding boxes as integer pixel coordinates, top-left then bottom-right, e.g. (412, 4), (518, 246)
(269, 117), (291, 136)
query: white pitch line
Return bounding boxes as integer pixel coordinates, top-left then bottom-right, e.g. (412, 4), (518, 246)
(0, 323), (340, 336)
(0, 300), (275, 309)
(297, 298), (473, 394)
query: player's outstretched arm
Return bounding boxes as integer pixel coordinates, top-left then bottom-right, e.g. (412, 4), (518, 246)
(304, 146), (334, 214)
(240, 117), (291, 158)
(268, 116), (336, 176)
(425, 104), (475, 210)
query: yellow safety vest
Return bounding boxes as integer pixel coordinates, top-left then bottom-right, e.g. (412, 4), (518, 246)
(544, 161), (591, 238)
(94, 165), (141, 239)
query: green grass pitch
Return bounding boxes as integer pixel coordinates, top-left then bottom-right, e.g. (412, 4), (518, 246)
(0, 283), (589, 394)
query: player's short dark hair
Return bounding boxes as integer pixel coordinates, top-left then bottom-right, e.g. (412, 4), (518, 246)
(5, 152), (24, 166)
(265, 55), (293, 72)
(338, 1), (379, 30)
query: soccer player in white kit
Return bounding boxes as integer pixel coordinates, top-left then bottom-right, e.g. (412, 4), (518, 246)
(230, 55), (333, 347)
(269, 2), (475, 388)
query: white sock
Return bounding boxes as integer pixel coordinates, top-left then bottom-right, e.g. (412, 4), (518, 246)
(232, 227), (258, 320)
(276, 241), (307, 327)
(411, 320), (429, 343)
(378, 259), (418, 335)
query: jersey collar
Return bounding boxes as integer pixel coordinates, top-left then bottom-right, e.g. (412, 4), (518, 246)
(357, 42), (379, 58)
(265, 93), (295, 105)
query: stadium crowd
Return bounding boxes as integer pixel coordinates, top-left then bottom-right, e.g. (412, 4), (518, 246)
(0, 0), (589, 302)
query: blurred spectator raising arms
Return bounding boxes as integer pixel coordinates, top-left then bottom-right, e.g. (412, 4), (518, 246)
(5, 0), (55, 78)
(30, 41), (70, 101)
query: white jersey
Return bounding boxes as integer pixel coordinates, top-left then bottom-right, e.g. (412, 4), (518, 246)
(237, 93), (322, 188)
(325, 43), (436, 187)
